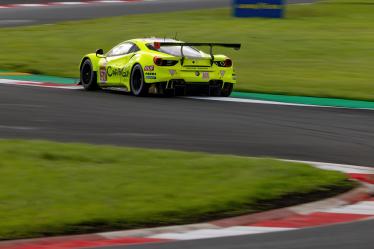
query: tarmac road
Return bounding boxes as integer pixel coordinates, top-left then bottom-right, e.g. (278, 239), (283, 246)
(0, 0), (315, 27)
(0, 0), (230, 27)
(1, 1), (371, 248)
(101, 218), (374, 249)
(0, 84), (373, 166)
(0, 84), (373, 249)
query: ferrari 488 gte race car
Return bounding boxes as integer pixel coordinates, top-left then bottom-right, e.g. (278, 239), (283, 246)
(79, 38), (241, 97)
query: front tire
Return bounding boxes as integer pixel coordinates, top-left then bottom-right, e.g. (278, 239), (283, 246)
(80, 59), (99, 91)
(130, 64), (148, 96)
(221, 83), (233, 97)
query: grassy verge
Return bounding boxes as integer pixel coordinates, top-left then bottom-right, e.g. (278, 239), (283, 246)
(0, 140), (352, 240)
(0, 0), (373, 100)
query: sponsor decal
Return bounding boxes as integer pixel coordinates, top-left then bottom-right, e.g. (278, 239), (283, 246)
(145, 75), (157, 79)
(202, 72), (209, 79)
(99, 66), (107, 82)
(144, 65), (154, 71)
(106, 66), (129, 78)
(169, 70), (176, 76)
(220, 70), (225, 77)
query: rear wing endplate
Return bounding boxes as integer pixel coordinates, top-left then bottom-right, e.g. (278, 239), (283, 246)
(154, 42), (241, 66)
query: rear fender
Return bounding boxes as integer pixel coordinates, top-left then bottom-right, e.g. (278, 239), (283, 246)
(78, 53), (101, 72)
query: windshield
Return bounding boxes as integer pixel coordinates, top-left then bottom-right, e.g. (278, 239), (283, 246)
(147, 44), (203, 58)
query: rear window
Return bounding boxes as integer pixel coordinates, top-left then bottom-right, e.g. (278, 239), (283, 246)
(147, 44), (203, 58)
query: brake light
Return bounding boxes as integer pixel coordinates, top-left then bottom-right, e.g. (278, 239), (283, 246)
(153, 56), (178, 66)
(153, 56), (163, 66)
(224, 59), (232, 67)
(154, 42), (161, 49)
(214, 59), (233, 67)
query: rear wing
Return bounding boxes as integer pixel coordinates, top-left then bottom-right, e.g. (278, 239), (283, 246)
(154, 42), (241, 65)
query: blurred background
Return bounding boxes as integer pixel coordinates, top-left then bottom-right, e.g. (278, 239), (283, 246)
(0, 0), (373, 100)
(0, 1), (373, 248)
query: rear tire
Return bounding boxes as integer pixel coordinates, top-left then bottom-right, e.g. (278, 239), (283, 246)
(130, 64), (148, 96)
(80, 59), (99, 91)
(220, 83), (233, 97)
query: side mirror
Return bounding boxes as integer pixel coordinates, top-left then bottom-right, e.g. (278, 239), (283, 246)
(96, 49), (104, 56)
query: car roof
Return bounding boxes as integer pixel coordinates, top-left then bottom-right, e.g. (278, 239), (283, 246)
(130, 38), (182, 45)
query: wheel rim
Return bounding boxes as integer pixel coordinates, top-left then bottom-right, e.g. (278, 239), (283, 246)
(132, 69), (143, 94)
(222, 83), (233, 96)
(81, 63), (92, 85)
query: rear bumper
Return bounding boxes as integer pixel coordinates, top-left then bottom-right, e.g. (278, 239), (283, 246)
(150, 80), (233, 96)
(144, 66), (237, 84)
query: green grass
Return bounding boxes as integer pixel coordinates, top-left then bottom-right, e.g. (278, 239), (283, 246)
(0, 140), (351, 240)
(0, 0), (373, 100)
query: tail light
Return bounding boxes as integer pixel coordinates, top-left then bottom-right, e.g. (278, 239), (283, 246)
(214, 59), (233, 67)
(154, 42), (161, 49)
(153, 56), (163, 66)
(153, 56), (178, 66)
(224, 59), (232, 67)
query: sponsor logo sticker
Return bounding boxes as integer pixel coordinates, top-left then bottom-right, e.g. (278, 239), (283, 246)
(169, 70), (176, 76)
(106, 66), (128, 78)
(202, 72), (209, 79)
(220, 70), (225, 77)
(144, 65), (154, 71)
(99, 66), (107, 82)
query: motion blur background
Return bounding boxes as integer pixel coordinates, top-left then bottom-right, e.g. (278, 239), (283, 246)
(0, 1), (373, 249)
(0, 0), (373, 100)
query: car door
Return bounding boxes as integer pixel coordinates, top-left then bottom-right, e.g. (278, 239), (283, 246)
(117, 45), (139, 87)
(98, 42), (135, 87)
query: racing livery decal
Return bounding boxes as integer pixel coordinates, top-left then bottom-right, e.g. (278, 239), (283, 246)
(107, 66), (129, 78)
(99, 65), (107, 82)
(144, 65), (154, 71)
(202, 72), (209, 79)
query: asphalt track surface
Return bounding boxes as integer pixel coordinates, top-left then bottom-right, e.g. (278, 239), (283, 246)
(0, 84), (373, 249)
(0, 0), (315, 27)
(1, 0), (372, 248)
(1, 84), (373, 167)
(103, 219), (374, 249)
(0, 0), (229, 27)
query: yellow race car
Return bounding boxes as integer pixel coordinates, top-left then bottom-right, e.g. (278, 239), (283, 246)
(79, 38), (241, 97)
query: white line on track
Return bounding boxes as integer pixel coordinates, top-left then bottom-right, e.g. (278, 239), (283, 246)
(92, 0), (127, 2)
(10, 4), (48, 7)
(0, 125), (38, 130)
(149, 227), (295, 240)
(0, 0), (151, 9)
(189, 96), (315, 108)
(0, 79), (82, 89)
(324, 201), (374, 215)
(0, 20), (36, 25)
(49, 1), (87, 5)
(286, 159), (374, 174)
(188, 96), (374, 111)
(0, 103), (45, 108)
(1, 78), (373, 111)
